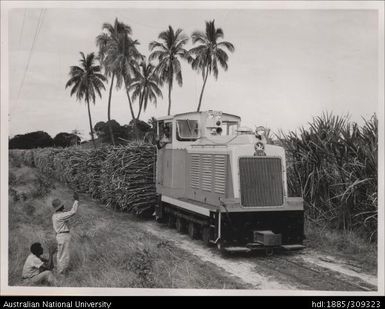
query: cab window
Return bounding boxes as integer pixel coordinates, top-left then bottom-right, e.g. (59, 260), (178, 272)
(158, 121), (173, 144)
(176, 119), (199, 141)
(221, 121), (239, 136)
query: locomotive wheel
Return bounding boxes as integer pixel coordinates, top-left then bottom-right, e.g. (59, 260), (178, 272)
(202, 226), (211, 245)
(176, 217), (186, 234)
(155, 216), (163, 223)
(167, 215), (176, 228)
(188, 222), (198, 239)
(265, 247), (274, 257)
(155, 212), (165, 223)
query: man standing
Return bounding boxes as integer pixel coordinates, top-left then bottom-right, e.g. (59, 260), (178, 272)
(51, 192), (79, 274)
(22, 242), (56, 285)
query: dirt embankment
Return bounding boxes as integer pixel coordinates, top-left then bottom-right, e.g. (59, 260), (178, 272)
(8, 161), (378, 291)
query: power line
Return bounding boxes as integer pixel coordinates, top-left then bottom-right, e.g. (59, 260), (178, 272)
(16, 8), (46, 104)
(35, 9), (46, 42)
(18, 9), (27, 48)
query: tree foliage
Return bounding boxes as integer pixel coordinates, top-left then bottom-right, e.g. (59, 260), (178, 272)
(53, 132), (81, 147)
(149, 26), (189, 115)
(93, 119), (152, 144)
(189, 20), (235, 112)
(128, 60), (162, 120)
(65, 52), (106, 148)
(96, 18), (143, 144)
(9, 131), (54, 149)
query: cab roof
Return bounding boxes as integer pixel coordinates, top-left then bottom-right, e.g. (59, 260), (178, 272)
(156, 111), (241, 121)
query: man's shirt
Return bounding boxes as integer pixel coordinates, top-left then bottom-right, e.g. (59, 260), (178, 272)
(22, 253), (43, 278)
(52, 201), (78, 234)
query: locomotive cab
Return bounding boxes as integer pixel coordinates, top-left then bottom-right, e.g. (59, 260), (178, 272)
(155, 110), (305, 254)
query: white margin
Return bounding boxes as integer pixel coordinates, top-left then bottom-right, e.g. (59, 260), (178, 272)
(1, 0), (384, 297)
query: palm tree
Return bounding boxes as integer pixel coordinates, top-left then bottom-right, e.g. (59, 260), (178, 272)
(149, 26), (189, 116)
(96, 18), (142, 145)
(128, 60), (163, 120)
(189, 20), (235, 112)
(65, 52), (106, 148)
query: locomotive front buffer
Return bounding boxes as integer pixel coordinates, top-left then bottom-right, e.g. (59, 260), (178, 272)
(155, 111), (305, 255)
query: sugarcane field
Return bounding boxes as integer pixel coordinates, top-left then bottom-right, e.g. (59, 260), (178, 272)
(1, 1), (384, 298)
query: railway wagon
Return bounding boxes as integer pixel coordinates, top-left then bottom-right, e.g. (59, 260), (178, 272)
(154, 110), (304, 254)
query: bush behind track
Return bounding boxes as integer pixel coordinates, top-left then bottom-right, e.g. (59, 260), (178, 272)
(9, 143), (157, 215)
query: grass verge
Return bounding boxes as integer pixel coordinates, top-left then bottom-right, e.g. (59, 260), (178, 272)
(304, 221), (377, 274)
(8, 162), (248, 288)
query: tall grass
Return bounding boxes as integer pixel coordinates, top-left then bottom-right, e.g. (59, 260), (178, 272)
(8, 161), (247, 288)
(278, 113), (378, 242)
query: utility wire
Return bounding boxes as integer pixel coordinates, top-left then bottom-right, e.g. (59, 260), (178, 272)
(18, 9), (27, 48)
(35, 9), (46, 42)
(16, 9), (46, 104)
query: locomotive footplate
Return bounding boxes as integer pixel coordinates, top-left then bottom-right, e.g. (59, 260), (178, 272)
(223, 242), (305, 255)
(224, 231), (302, 255)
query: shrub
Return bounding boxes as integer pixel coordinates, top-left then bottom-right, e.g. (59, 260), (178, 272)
(9, 131), (54, 149)
(53, 132), (80, 147)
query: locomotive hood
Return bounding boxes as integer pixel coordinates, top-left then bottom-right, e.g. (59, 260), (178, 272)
(192, 134), (258, 146)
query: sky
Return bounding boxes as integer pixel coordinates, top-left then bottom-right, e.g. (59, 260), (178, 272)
(6, 4), (380, 140)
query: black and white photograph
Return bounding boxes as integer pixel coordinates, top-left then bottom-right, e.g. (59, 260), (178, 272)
(1, 1), (384, 296)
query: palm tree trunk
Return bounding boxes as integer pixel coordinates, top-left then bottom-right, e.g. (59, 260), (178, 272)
(124, 81), (138, 139)
(127, 91), (136, 120)
(167, 82), (172, 116)
(86, 99), (96, 148)
(123, 77), (139, 139)
(136, 92), (144, 120)
(124, 78), (136, 120)
(107, 73), (116, 146)
(133, 93), (145, 140)
(197, 67), (209, 112)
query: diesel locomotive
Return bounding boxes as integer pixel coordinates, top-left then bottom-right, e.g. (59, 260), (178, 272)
(154, 110), (305, 254)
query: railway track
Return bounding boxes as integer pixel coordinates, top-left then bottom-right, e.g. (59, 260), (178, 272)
(253, 254), (375, 291)
(145, 220), (377, 291)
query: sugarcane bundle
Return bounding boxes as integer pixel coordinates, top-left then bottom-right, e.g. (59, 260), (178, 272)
(84, 147), (109, 199)
(22, 149), (35, 167)
(9, 150), (24, 166)
(100, 144), (157, 215)
(10, 142), (157, 216)
(50, 148), (88, 192)
(65, 149), (90, 192)
(53, 149), (73, 183)
(33, 148), (60, 177)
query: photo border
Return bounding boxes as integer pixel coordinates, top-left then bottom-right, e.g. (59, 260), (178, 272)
(1, 0), (384, 296)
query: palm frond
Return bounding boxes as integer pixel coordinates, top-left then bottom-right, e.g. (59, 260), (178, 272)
(217, 41), (235, 52)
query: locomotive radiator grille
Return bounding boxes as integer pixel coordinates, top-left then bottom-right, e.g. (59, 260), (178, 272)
(201, 155), (212, 191)
(191, 154), (200, 189)
(239, 157), (283, 206)
(190, 154), (227, 194)
(214, 155), (226, 194)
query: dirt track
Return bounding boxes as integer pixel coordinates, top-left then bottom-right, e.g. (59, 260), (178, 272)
(142, 220), (377, 291)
